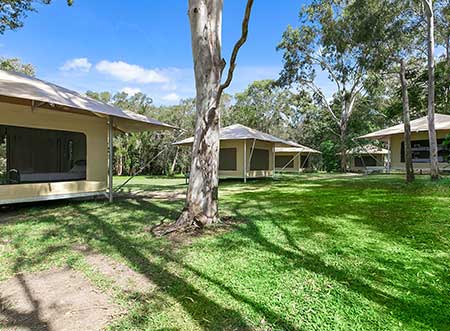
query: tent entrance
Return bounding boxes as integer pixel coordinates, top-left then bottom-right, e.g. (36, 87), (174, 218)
(0, 125), (87, 185)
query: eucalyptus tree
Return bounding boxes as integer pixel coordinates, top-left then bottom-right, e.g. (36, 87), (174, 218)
(423, 0), (439, 180)
(174, 0), (254, 229)
(222, 79), (304, 140)
(0, 57), (35, 76)
(348, 0), (425, 182)
(0, 0), (73, 34)
(277, 0), (377, 172)
(436, 2), (450, 62)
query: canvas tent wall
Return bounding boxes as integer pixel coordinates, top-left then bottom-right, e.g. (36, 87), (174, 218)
(359, 114), (450, 172)
(174, 124), (300, 182)
(345, 144), (388, 172)
(274, 145), (321, 173)
(0, 70), (174, 205)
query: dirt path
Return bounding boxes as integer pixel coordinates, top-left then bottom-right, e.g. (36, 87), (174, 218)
(0, 268), (121, 331)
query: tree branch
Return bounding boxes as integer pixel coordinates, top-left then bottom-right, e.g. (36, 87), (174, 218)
(217, 0), (254, 102)
(303, 80), (340, 125)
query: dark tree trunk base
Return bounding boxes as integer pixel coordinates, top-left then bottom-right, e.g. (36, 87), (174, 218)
(157, 209), (220, 236)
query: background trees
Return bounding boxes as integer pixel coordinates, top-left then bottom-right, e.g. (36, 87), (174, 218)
(1, 0), (448, 180)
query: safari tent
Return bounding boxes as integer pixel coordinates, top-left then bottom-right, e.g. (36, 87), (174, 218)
(0, 70), (174, 205)
(359, 114), (450, 172)
(274, 145), (321, 172)
(174, 124), (301, 182)
(346, 144), (388, 172)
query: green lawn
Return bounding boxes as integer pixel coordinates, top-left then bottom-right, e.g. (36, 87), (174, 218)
(1, 174), (449, 331)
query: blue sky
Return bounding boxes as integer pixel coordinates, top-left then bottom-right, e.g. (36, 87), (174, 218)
(0, 0), (315, 105)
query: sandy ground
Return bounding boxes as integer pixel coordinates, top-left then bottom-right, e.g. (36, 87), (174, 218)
(0, 268), (121, 331)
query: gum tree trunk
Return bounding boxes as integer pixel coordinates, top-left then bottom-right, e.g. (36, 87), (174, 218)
(339, 118), (348, 172)
(176, 0), (223, 227)
(170, 146), (179, 175)
(400, 59), (415, 182)
(424, 0), (439, 180)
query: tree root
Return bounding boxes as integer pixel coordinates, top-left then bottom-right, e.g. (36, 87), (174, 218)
(153, 209), (220, 236)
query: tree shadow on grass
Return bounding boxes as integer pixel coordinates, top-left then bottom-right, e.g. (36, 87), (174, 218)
(219, 179), (450, 330)
(0, 246), (54, 331)
(67, 205), (260, 330)
(67, 201), (303, 331)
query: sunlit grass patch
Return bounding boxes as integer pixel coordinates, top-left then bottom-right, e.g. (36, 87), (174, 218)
(0, 174), (449, 330)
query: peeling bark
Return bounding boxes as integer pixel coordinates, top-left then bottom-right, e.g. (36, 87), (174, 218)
(174, 0), (254, 230)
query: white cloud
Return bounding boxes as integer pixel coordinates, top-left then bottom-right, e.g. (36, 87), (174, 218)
(60, 57), (92, 72)
(95, 60), (168, 84)
(161, 93), (180, 103)
(120, 87), (141, 95)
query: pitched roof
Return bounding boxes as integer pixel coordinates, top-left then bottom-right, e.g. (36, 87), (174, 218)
(275, 145), (321, 154)
(346, 144), (388, 155)
(0, 70), (175, 132)
(174, 124), (301, 147)
(359, 114), (450, 140)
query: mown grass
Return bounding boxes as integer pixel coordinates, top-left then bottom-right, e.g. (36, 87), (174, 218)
(0, 174), (449, 331)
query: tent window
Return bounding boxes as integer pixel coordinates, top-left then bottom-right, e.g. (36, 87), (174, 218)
(300, 155), (310, 168)
(250, 148), (269, 170)
(354, 155), (378, 167)
(0, 125), (87, 185)
(219, 148), (237, 171)
(275, 155), (294, 168)
(401, 139), (450, 163)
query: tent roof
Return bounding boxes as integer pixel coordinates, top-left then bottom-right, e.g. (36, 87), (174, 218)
(358, 114), (450, 140)
(0, 70), (175, 132)
(174, 124), (301, 147)
(346, 144), (388, 155)
(275, 145), (321, 154)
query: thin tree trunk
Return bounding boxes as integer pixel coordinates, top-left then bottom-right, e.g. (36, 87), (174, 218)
(170, 147), (179, 175)
(339, 114), (348, 172)
(400, 59), (415, 182)
(117, 155), (123, 176)
(425, 0), (439, 180)
(445, 34), (450, 105)
(176, 0), (223, 227)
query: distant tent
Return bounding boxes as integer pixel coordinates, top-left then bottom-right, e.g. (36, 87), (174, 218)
(274, 145), (321, 172)
(174, 124), (300, 182)
(358, 114), (450, 172)
(346, 144), (388, 172)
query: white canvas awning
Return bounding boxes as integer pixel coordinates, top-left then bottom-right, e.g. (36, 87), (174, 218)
(275, 145), (321, 154)
(0, 70), (175, 132)
(346, 144), (388, 155)
(174, 124), (301, 147)
(358, 114), (450, 141)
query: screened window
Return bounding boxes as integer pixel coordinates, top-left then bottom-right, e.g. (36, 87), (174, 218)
(1, 125), (87, 184)
(354, 155), (378, 167)
(250, 148), (269, 170)
(219, 148), (237, 171)
(300, 155), (310, 168)
(401, 139), (450, 163)
(275, 155), (294, 168)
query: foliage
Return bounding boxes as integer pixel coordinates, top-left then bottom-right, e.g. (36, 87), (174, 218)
(1, 174), (450, 330)
(86, 91), (196, 176)
(0, 57), (35, 76)
(0, 0), (73, 34)
(319, 140), (339, 172)
(276, 0), (394, 170)
(380, 58), (450, 120)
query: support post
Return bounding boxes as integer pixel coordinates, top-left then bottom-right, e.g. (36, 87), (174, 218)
(243, 140), (247, 183)
(387, 137), (391, 174)
(108, 116), (114, 202)
(272, 145), (275, 178)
